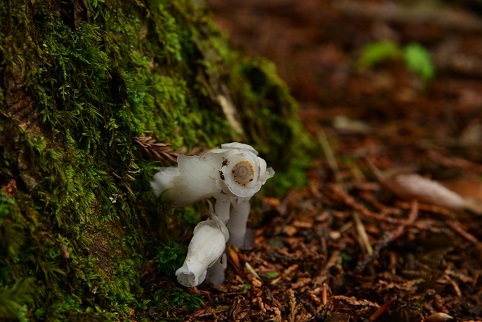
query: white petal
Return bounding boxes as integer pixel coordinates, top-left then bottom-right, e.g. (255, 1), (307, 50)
(219, 150), (263, 198)
(178, 154), (223, 194)
(262, 167), (275, 184)
(150, 167), (180, 197)
(153, 154), (225, 206)
(221, 142), (258, 155)
(151, 167), (215, 206)
(258, 158), (267, 178)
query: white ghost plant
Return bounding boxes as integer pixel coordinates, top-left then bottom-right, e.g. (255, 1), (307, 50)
(151, 142), (274, 287)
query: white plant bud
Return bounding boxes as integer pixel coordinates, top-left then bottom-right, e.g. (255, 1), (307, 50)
(175, 218), (229, 287)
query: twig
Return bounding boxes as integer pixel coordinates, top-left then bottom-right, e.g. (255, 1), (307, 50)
(245, 262), (262, 283)
(446, 220), (479, 245)
(353, 212), (373, 256)
(331, 295), (379, 308)
(428, 150), (482, 174)
(356, 201), (418, 273)
(134, 136), (180, 164)
(369, 297), (396, 321)
(318, 129), (345, 189)
(359, 190), (401, 215)
(329, 184), (402, 224)
(288, 289), (298, 322)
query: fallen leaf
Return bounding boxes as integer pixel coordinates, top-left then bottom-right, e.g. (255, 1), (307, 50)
(425, 312), (454, 322)
(441, 178), (482, 202)
(385, 173), (466, 210)
(369, 161), (482, 214)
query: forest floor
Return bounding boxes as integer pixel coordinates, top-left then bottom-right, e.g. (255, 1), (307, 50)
(157, 1), (482, 321)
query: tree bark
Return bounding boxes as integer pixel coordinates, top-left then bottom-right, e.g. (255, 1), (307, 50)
(0, 0), (302, 320)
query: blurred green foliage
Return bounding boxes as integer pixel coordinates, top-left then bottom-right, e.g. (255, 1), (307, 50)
(358, 40), (435, 81)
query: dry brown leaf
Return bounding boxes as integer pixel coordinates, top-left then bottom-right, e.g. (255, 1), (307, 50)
(134, 136), (181, 164)
(388, 174), (482, 215)
(380, 174), (482, 215)
(367, 159), (482, 215)
(381, 173), (482, 214)
(442, 178), (482, 202)
(424, 312), (454, 322)
(386, 173), (466, 209)
(369, 160), (482, 214)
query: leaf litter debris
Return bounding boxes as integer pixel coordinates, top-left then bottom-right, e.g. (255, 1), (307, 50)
(180, 147), (481, 321)
(142, 1), (482, 320)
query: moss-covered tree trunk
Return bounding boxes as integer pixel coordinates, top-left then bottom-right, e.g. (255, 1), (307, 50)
(0, 0), (303, 320)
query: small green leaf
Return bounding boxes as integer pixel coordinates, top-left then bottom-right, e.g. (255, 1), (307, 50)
(266, 272), (279, 279)
(357, 40), (401, 70)
(403, 43), (435, 81)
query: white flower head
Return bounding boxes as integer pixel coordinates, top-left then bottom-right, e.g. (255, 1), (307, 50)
(216, 147), (274, 198)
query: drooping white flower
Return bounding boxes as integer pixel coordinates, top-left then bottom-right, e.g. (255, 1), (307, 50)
(150, 142), (274, 206)
(216, 146), (274, 198)
(150, 154), (221, 207)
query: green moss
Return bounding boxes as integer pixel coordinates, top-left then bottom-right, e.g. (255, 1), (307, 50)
(0, 278), (35, 322)
(191, 19), (313, 193)
(151, 286), (203, 320)
(0, 0), (309, 320)
(156, 241), (187, 276)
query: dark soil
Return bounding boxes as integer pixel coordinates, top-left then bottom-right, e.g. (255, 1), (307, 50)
(165, 1), (482, 321)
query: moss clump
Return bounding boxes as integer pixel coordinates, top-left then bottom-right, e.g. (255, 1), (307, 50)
(156, 241), (186, 276)
(0, 0), (308, 320)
